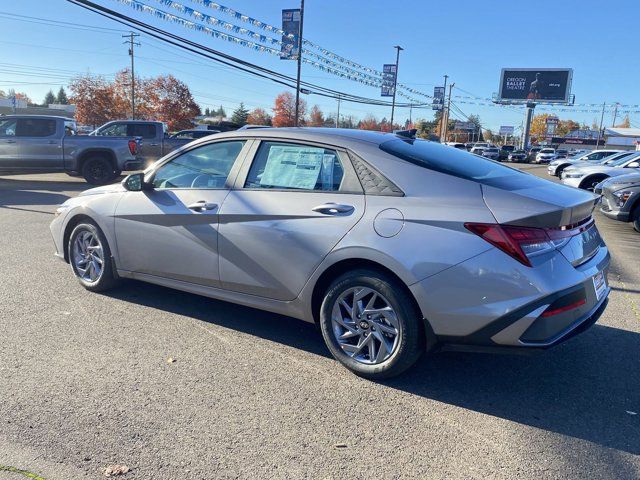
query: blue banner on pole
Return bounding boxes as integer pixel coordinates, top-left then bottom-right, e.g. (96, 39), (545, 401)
(433, 87), (445, 110)
(381, 64), (397, 97)
(280, 9), (301, 59)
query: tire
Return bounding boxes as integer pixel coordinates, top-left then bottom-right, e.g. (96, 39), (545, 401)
(580, 175), (607, 191)
(555, 165), (567, 177)
(82, 156), (117, 185)
(632, 207), (640, 233)
(68, 221), (118, 292)
(319, 269), (424, 379)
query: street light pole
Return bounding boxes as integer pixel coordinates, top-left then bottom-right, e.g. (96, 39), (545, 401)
(389, 45), (403, 128)
(335, 94), (341, 128)
(293, 0), (305, 127)
(596, 101), (606, 150)
(123, 32), (140, 120)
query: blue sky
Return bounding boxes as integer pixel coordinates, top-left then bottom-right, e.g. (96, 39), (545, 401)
(1, 0), (638, 132)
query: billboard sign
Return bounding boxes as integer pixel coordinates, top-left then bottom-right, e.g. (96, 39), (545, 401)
(381, 64), (397, 97)
(454, 121), (475, 130)
(432, 86), (445, 110)
(497, 68), (572, 103)
(499, 125), (514, 136)
(280, 9), (301, 59)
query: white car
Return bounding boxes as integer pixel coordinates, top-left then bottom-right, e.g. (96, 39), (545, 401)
(561, 152), (640, 190)
(481, 147), (500, 160)
(547, 149), (624, 176)
(535, 148), (557, 163)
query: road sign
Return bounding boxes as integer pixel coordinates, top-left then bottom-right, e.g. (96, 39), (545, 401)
(381, 64), (397, 97)
(499, 125), (514, 135)
(280, 9), (301, 60)
(454, 121), (475, 130)
(433, 86), (444, 110)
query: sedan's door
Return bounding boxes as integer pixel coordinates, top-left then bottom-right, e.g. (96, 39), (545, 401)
(218, 140), (365, 300)
(0, 118), (19, 171)
(114, 139), (251, 287)
(17, 118), (63, 171)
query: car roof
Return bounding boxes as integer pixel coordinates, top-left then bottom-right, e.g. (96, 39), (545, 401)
(204, 127), (405, 148)
(1, 114), (74, 121)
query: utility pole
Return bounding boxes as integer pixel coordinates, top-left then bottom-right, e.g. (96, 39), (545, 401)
(123, 32), (140, 120)
(611, 102), (619, 127)
(389, 45), (403, 128)
(409, 103), (413, 125)
(440, 74), (448, 140)
(443, 82), (454, 142)
(335, 94), (341, 128)
(293, 0), (305, 127)
(596, 101), (606, 150)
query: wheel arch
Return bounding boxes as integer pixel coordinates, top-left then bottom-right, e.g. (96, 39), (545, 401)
(77, 149), (117, 172)
(309, 257), (436, 348)
(579, 173), (608, 189)
(62, 213), (96, 262)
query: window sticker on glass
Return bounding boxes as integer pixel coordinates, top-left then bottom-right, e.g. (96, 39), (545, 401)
(320, 153), (336, 189)
(260, 145), (325, 189)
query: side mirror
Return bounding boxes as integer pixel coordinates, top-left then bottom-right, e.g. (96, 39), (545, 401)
(627, 161), (640, 168)
(122, 172), (152, 191)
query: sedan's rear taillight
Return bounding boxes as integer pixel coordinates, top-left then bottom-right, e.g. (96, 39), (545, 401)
(464, 219), (595, 267)
(128, 139), (137, 155)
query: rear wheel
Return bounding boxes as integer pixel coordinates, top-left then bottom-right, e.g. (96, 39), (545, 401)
(82, 156), (117, 185)
(319, 269), (424, 379)
(68, 221), (118, 292)
(580, 175), (607, 191)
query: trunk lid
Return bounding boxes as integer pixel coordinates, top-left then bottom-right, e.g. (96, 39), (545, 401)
(481, 176), (602, 266)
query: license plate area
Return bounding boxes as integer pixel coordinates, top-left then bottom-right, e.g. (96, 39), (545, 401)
(593, 270), (607, 301)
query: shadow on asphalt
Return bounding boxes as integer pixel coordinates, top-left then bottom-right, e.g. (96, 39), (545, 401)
(105, 279), (640, 456)
(0, 176), (87, 207)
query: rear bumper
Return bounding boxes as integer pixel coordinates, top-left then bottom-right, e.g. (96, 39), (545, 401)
(410, 242), (610, 351)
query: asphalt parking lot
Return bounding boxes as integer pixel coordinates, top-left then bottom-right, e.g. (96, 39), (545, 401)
(1, 166), (638, 479)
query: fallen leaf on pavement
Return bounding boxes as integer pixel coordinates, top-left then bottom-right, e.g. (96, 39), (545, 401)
(103, 464), (130, 476)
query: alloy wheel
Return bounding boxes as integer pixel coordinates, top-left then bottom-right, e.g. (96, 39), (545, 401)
(72, 230), (104, 282)
(331, 287), (401, 365)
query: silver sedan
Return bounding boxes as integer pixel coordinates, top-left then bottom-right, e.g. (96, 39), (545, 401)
(51, 128), (610, 379)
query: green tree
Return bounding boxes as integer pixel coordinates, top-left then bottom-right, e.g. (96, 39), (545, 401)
(204, 107), (211, 116)
(230, 102), (249, 125)
(215, 105), (226, 118)
(56, 86), (69, 104)
(43, 90), (56, 106)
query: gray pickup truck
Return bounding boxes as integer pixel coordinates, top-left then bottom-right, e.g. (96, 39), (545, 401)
(0, 115), (141, 185)
(90, 120), (192, 167)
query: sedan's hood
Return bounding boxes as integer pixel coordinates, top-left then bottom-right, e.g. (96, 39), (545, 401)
(599, 172), (640, 194)
(78, 182), (126, 197)
(481, 173), (598, 228)
(566, 165), (616, 175)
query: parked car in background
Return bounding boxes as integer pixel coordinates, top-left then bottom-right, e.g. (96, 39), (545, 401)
(535, 148), (557, 163)
(0, 115), (140, 184)
(507, 149), (528, 162)
(50, 127), (610, 379)
(481, 147), (500, 160)
(470, 146), (486, 156)
(561, 152), (640, 190)
(555, 149), (569, 159)
(527, 146), (542, 162)
(595, 173), (640, 232)
(91, 120), (193, 167)
(498, 145), (515, 161)
(464, 142), (474, 151)
(170, 129), (220, 140)
(547, 149), (625, 177)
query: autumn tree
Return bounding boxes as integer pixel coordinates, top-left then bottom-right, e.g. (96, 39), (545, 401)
(231, 102), (249, 125)
(617, 114), (631, 128)
(272, 91), (306, 127)
(358, 115), (380, 131)
(308, 105), (324, 127)
(69, 75), (121, 127)
(43, 90), (56, 106)
(529, 113), (554, 140)
(113, 69), (153, 120)
(246, 107), (272, 126)
(146, 74), (200, 130)
(56, 87), (69, 105)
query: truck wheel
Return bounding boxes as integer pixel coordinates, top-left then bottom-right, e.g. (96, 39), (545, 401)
(82, 156), (117, 185)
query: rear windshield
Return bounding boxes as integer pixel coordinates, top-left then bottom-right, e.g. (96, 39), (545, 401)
(379, 138), (525, 187)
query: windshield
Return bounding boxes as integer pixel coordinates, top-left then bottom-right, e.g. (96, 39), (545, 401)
(379, 138), (525, 187)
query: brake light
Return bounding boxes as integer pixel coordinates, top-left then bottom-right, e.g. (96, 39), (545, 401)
(128, 139), (137, 155)
(464, 219), (595, 267)
(541, 298), (586, 318)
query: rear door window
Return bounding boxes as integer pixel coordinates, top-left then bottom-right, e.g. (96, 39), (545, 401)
(244, 141), (344, 191)
(16, 119), (57, 137)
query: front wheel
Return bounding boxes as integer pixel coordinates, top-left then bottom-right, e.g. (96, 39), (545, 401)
(69, 221), (118, 292)
(581, 176), (607, 191)
(319, 269), (424, 379)
(632, 208), (640, 233)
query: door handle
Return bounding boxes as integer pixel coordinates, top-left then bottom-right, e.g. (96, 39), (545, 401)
(312, 203), (354, 215)
(188, 201), (218, 212)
